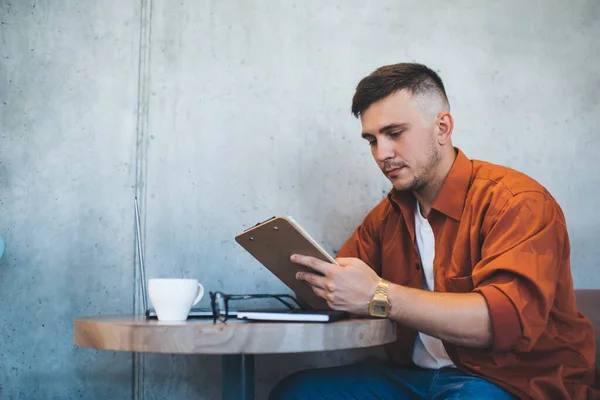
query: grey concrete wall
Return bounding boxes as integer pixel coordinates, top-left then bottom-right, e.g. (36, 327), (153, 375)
(1, 0), (598, 399)
(0, 0), (140, 398)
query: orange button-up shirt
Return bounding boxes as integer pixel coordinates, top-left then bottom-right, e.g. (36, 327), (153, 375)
(338, 148), (599, 399)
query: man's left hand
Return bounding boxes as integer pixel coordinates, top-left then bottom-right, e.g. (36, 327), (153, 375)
(291, 255), (380, 316)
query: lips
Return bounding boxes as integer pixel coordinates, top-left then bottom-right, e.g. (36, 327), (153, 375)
(385, 167), (404, 176)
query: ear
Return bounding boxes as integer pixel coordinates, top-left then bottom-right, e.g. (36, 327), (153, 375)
(435, 112), (454, 145)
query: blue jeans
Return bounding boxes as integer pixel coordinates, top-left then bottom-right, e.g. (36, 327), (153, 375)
(269, 361), (516, 400)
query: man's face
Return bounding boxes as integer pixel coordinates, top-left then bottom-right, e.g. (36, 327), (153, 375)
(360, 90), (441, 192)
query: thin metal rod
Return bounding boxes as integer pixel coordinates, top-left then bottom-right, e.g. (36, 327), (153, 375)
(134, 197), (148, 313)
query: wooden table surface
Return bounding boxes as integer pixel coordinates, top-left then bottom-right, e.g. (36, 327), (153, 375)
(73, 315), (397, 354)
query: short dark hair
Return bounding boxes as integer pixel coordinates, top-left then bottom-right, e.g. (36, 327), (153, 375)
(351, 63), (449, 118)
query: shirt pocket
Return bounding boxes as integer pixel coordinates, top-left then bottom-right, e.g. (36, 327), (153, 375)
(445, 275), (475, 293)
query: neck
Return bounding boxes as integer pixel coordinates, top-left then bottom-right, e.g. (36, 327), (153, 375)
(413, 147), (457, 216)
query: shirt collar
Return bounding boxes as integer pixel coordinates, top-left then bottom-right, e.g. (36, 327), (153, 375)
(387, 147), (472, 222)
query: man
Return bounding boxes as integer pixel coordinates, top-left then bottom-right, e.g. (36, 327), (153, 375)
(270, 63), (599, 399)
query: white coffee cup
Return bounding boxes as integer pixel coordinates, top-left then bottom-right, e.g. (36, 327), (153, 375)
(148, 278), (204, 321)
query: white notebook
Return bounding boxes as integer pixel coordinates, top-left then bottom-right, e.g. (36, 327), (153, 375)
(236, 310), (347, 322)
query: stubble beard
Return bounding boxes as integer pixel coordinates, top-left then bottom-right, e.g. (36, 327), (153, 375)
(392, 142), (441, 192)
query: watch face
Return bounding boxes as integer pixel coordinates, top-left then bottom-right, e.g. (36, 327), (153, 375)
(369, 299), (390, 316)
(373, 304), (387, 314)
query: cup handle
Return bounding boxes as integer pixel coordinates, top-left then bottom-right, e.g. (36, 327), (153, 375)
(192, 283), (204, 306)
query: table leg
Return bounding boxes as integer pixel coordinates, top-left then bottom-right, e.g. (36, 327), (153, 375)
(222, 354), (255, 400)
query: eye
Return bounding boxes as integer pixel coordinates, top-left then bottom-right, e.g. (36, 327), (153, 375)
(363, 137), (376, 146)
(389, 130), (404, 138)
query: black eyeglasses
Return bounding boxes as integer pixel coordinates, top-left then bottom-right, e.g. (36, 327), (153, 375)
(209, 291), (305, 323)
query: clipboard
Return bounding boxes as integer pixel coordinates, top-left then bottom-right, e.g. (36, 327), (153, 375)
(235, 216), (337, 310)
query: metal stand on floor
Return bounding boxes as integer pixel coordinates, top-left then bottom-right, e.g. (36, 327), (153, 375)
(222, 354), (255, 400)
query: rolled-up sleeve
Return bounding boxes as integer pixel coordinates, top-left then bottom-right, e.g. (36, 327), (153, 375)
(472, 191), (565, 352)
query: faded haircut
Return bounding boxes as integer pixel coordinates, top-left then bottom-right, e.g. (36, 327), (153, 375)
(351, 63), (450, 122)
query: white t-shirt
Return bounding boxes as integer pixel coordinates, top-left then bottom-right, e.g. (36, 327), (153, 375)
(411, 201), (455, 369)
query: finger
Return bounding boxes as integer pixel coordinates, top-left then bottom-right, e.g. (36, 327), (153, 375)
(311, 285), (328, 300)
(291, 254), (335, 276)
(296, 272), (327, 290)
(312, 286), (338, 310)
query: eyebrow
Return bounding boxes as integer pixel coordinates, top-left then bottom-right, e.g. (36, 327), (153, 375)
(361, 122), (409, 139)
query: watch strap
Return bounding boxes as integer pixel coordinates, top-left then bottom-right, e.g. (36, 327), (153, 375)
(374, 278), (390, 298)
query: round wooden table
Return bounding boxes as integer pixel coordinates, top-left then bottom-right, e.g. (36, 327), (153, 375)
(73, 315), (396, 400)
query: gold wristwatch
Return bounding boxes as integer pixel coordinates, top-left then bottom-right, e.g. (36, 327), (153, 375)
(369, 278), (391, 317)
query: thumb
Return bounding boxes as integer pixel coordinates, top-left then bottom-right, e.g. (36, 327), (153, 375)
(334, 257), (358, 266)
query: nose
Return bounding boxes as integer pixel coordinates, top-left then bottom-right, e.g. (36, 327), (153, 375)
(373, 137), (394, 163)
